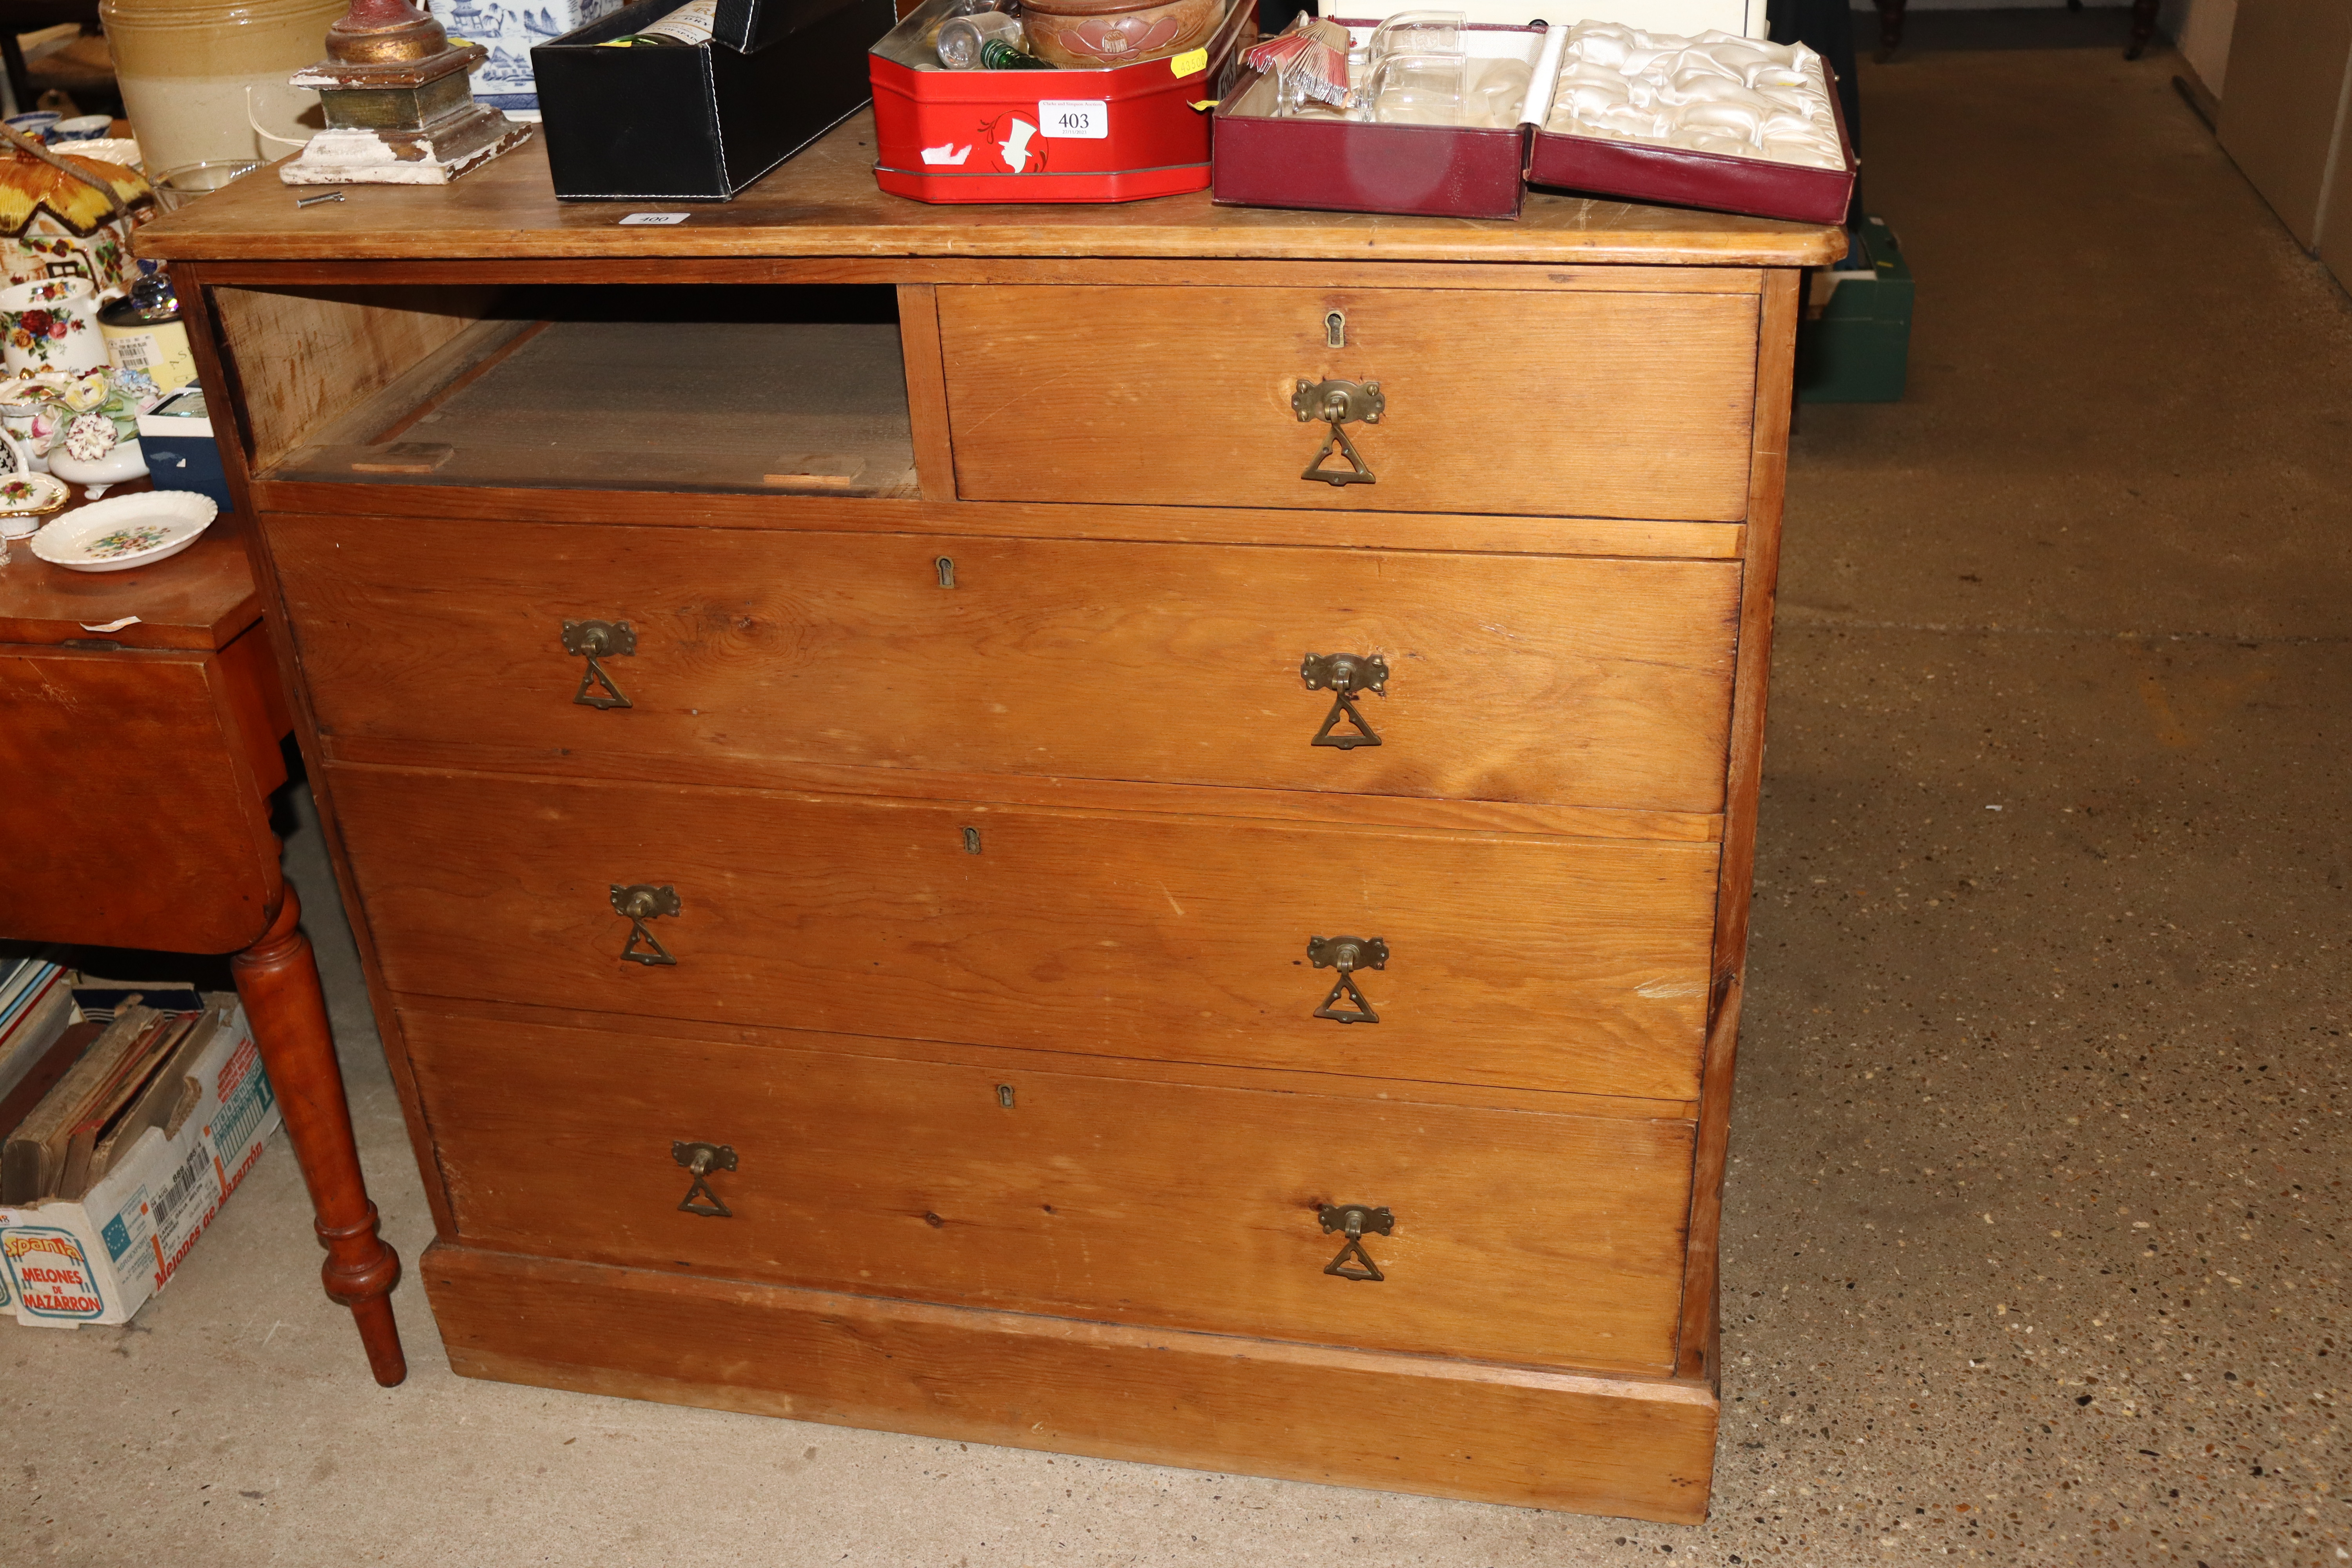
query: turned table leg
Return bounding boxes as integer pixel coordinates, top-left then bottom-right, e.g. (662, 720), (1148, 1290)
(231, 886), (407, 1387)
(2126, 0), (2157, 58)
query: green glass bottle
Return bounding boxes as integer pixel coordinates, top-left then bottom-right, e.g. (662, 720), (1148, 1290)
(979, 37), (1053, 69)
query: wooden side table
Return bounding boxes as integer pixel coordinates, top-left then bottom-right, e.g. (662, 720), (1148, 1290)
(0, 489), (405, 1383)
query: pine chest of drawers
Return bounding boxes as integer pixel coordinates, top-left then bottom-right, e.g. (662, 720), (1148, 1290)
(143, 119), (1839, 1524)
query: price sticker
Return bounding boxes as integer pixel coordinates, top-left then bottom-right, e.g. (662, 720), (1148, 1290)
(1168, 46), (1209, 78)
(619, 212), (691, 225)
(1037, 99), (1109, 140)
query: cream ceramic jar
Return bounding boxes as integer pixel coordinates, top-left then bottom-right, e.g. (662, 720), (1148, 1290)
(98, 0), (343, 176)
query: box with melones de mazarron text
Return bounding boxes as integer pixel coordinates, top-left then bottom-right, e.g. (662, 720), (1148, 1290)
(0, 1001), (279, 1328)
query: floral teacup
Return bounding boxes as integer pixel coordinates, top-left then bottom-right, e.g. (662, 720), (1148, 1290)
(0, 276), (107, 376)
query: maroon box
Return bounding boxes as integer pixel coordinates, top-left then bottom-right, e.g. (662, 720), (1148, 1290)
(1212, 8), (1855, 225)
(1524, 64), (1855, 225)
(1212, 20), (1547, 221)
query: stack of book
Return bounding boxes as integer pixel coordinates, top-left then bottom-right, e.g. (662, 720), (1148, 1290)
(0, 958), (91, 1157)
(1, 996), (227, 1206)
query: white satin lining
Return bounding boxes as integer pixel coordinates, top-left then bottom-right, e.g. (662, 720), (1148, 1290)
(1543, 22), (1846, 171)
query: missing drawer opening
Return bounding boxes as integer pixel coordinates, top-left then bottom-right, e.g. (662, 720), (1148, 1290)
(222, 283), (920, 497)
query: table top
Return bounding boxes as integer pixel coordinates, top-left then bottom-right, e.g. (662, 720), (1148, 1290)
(138, 111), (1844, 269)
(0, 483), (259, 652)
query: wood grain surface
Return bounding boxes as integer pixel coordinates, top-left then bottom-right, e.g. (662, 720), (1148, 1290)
(0, 490), (260, 651)
(407, 994), (1697, 1120)
(267, 516), (1741, 813)
(246, 481), (1746, 559)
(0, 642), (280, 951)
(138, 116), (1843, 269)
(269, 318), (918, 497)
(192, 257), (1775, 291)
(1678, 267), (1802, 1381)
(330, 764), (1720, 1100)
(403, 1009), (1692, 1371)
(895, 283), (957, 501)
(209, 284), (498, 474)
(940, 285), (1760, 520)
(426, 1243), (1720, 1520)
(320, 734), (1724, 844)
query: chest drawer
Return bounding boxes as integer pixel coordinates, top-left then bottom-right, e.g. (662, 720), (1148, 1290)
(936, 286), (1760, 520)
(272, 517), (1742, 815)
(405, 1009), (1693, 1373)
(332, 765), (1719, 1100)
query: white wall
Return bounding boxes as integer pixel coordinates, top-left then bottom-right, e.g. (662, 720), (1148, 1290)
(2175, 0), (2237, 93)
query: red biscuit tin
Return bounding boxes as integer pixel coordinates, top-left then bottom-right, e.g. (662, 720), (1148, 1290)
(871, 0), (1254, 203)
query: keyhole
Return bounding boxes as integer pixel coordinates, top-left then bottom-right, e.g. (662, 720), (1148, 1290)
(936, 556), (956, 588)
(963, 826), (982, 854)
(1325, 310), (1345, 348)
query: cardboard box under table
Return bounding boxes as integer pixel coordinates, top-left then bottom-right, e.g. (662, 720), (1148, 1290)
(870, 0), (1254, 202)
(0, 1000), (279, 1328)
(534, 0), (898, 200)
(1213, 0), (1855, 225)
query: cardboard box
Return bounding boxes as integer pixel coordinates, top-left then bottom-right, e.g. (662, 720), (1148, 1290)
(534, 0), (898, 201)
(0, 1000), (279, 1329)
(870, 0), (1254, 204)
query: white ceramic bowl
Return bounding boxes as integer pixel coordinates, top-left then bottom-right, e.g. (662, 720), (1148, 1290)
(60, 136), (142, 172)
(29, 489), (218, 572)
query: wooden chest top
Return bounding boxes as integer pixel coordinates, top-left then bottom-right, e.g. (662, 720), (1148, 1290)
(134, 111), (1843, 269)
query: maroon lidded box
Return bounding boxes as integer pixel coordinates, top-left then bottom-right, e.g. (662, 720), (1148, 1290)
(1210, 20), (1545, 221)
(1212, 1), (1856, 225)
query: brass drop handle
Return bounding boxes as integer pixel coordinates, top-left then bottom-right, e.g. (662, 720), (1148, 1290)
(562, 618), (635, 710)
(672, 1140), (736, 1217)
(1306, 934), (1386, 1024)
(612, 882), (680, 966)
(1319, 1202), (1393, 1281)
(1300, 652), (1387, 749)
(1292, 377), (1382, 486)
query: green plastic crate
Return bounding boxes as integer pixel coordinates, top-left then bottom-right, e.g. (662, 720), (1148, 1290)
(1795, 215), (1912, 403)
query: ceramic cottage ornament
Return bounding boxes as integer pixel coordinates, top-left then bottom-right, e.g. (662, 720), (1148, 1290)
(0, 127), (154, 297)
(279, 0), (534, 186)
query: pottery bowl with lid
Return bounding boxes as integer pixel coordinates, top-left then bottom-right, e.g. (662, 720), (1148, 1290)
(1021, 0), (1221, 67)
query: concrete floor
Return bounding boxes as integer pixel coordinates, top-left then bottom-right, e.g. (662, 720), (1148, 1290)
(8, 30), (2348, 1568)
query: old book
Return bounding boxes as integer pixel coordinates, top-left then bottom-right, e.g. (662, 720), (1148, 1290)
(80, 1008), (225, 1194)
(0, 956), (52, 1024)
(53, 1013), (194, 1201)
(53, 1013), (198, 1202)
(0, 1002), (158, 1204)
(0, 973), (74, 1105)
(0, 1019), (101, 1145)
(0, 961), (66, 1056)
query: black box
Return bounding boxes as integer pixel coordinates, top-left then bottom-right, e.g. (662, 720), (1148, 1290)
(534, 0), (897, 201)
